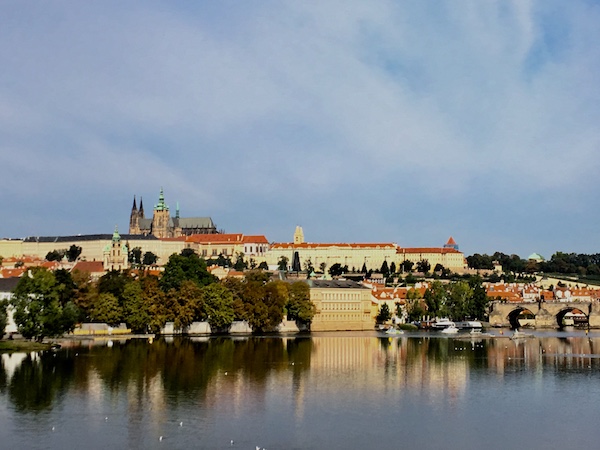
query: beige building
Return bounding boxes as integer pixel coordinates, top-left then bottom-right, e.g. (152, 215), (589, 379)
(102, 227), (129, 271)
(307, 279), (373, 331)
(266, 227), (466, 273)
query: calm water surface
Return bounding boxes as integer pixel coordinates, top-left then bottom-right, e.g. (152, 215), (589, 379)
(1, 330), (600, 450)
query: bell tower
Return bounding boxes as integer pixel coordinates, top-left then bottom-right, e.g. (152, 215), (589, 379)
(152, 187), (171, 238)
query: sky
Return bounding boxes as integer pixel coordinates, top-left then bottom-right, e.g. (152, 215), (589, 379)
(1, 1), (599, 258)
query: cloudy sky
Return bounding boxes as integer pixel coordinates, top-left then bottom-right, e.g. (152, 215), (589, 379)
(1, 1), (599, 258)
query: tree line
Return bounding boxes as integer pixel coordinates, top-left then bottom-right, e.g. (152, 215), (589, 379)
(467, 251), (600, 277)
(8, 249), (316, 341)
(377, 277), (488, 324)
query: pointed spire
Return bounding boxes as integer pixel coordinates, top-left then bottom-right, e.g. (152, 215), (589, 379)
(131, 195), (137, 212)
(154, 187), (169, 211)
(112, 225), (121, 242)
(139, 197), (144, 218)
(176, 201), (180, 219)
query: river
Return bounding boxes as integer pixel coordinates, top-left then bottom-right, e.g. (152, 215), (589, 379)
(1, 329), (600, 449)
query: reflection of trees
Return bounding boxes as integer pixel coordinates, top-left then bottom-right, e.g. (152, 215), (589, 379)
(8, 352), (76, 412)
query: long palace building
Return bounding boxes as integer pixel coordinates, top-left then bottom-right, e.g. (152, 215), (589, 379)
(0, 190), (466, 273)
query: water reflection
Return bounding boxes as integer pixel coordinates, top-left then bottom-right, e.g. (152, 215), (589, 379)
(1, 332), (600, 448)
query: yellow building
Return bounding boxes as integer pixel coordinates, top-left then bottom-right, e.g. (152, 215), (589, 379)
(267, 227), (398, 272)
(308, 279), (373, 331)
(266, 227), (466, 273)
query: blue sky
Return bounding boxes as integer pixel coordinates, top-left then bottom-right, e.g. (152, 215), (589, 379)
(1, 1), (599, 258)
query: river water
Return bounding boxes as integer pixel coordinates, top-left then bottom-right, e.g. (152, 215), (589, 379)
(1, 330), (600, 450)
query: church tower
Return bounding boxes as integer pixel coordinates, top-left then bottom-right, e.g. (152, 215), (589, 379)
(129, 196), (139, 234)
(151, 187), (171, 238)
(103, 226), (129, 271)
(293, 226), (305, 244)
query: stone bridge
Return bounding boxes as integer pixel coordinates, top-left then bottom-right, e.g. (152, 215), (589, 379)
(488, 300), (600, 328)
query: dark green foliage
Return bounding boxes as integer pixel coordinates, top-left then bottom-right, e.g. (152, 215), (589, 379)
(142, 251), (158, 266)
(160, 252), (217, 292)
(203, 284), (235, 332)
(12, 267), (79, 341)
(45, 250), (64, 262)
(66, 245), (82, 262)
(0, 300), (8, 337)
(286, 282), (316, 325)
(278, 256), (289, 271)
(376, 303), (391, 324)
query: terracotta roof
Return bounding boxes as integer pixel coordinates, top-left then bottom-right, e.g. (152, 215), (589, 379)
(185, 233), (243, 244)
(72, 261), (105, 274)
(241, 235), (269, 244)
(1, 268), (26, 278)
(272, 242), (397, 249)
(446, 236), (457, 246)
(397, 247), (462, 254)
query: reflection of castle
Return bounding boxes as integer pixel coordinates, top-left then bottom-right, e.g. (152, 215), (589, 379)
(129, 188), (218, 238)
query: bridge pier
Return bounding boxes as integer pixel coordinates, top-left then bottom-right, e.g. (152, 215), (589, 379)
(534, 308), (556, 328)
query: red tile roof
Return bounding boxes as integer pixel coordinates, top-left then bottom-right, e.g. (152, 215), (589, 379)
(397, 247), (462, 254)
(72, 261), (105, 274)
(272, 243), (397, 249)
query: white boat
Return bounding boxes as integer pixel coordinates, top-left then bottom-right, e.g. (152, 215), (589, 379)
(455, 321), (483, 330)
(432, 318), (455, 330)
(441, 325), (459, 334)
(385, 326), (404, 335)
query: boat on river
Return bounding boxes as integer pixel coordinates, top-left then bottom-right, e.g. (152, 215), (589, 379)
(385, 326), (404, 335)
(432, 318), (455, 330)
(441, 324), (459, 334)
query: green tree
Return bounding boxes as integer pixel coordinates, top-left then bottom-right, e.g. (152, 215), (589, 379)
(141, 276), (168, 334)
(329, 263), (345, 277)
(287, 281), (316, 325)
(400, 260), (414, 273)
(446, 281), (473, 320)
(222, 277), (247, 320)
(90, 293), (123, 326)
(416, 259), (431, 274)
(0, 299), (8, 338)
(303, 258), (315, 275)
(122, 280), (150, 333)
(233, 252), (247, 271)
(376, 303), (392, 324)
(258, 261), (269, 270)
(97, 270), (131, 302)
(167, 280), (205, 332)
(66, 245), (82, 262)
(424, 281), (447, 317)
(45, 250), (64, 262)
(203, 284), (235, 332)
(468, 276), (488, 320)
(405, 288), (425, 322)
(245, 280), (288, 332)
(319, 262), (327, 273)
(380, 260), (389, 276)
(160, 251), (217, 292)
(389, 262), (397, 274)
(129, 247), (142, 266)
(277, 256), (289, 271)
(12, 267), (79, 341)
(142, 251), (158, 266)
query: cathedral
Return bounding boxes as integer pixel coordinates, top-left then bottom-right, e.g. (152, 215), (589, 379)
(129, 188), (218, 238)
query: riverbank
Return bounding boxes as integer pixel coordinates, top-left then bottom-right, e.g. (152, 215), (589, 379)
(0, 339), (53, 352)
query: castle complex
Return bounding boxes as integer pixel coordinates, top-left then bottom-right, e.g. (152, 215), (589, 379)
(129, 188), (217, 238)
(0, 191), (466, 275)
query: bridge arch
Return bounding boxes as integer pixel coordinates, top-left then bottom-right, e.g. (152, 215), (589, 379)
(506, 307), (536, 329)
(555, 307), (588, 328)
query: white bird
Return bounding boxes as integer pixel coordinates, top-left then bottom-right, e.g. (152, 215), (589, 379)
(51, 426), (55, 431)
(230, 439), (234, 445)
(179, 421), (183, 427)
(159, 436), (163, 441)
